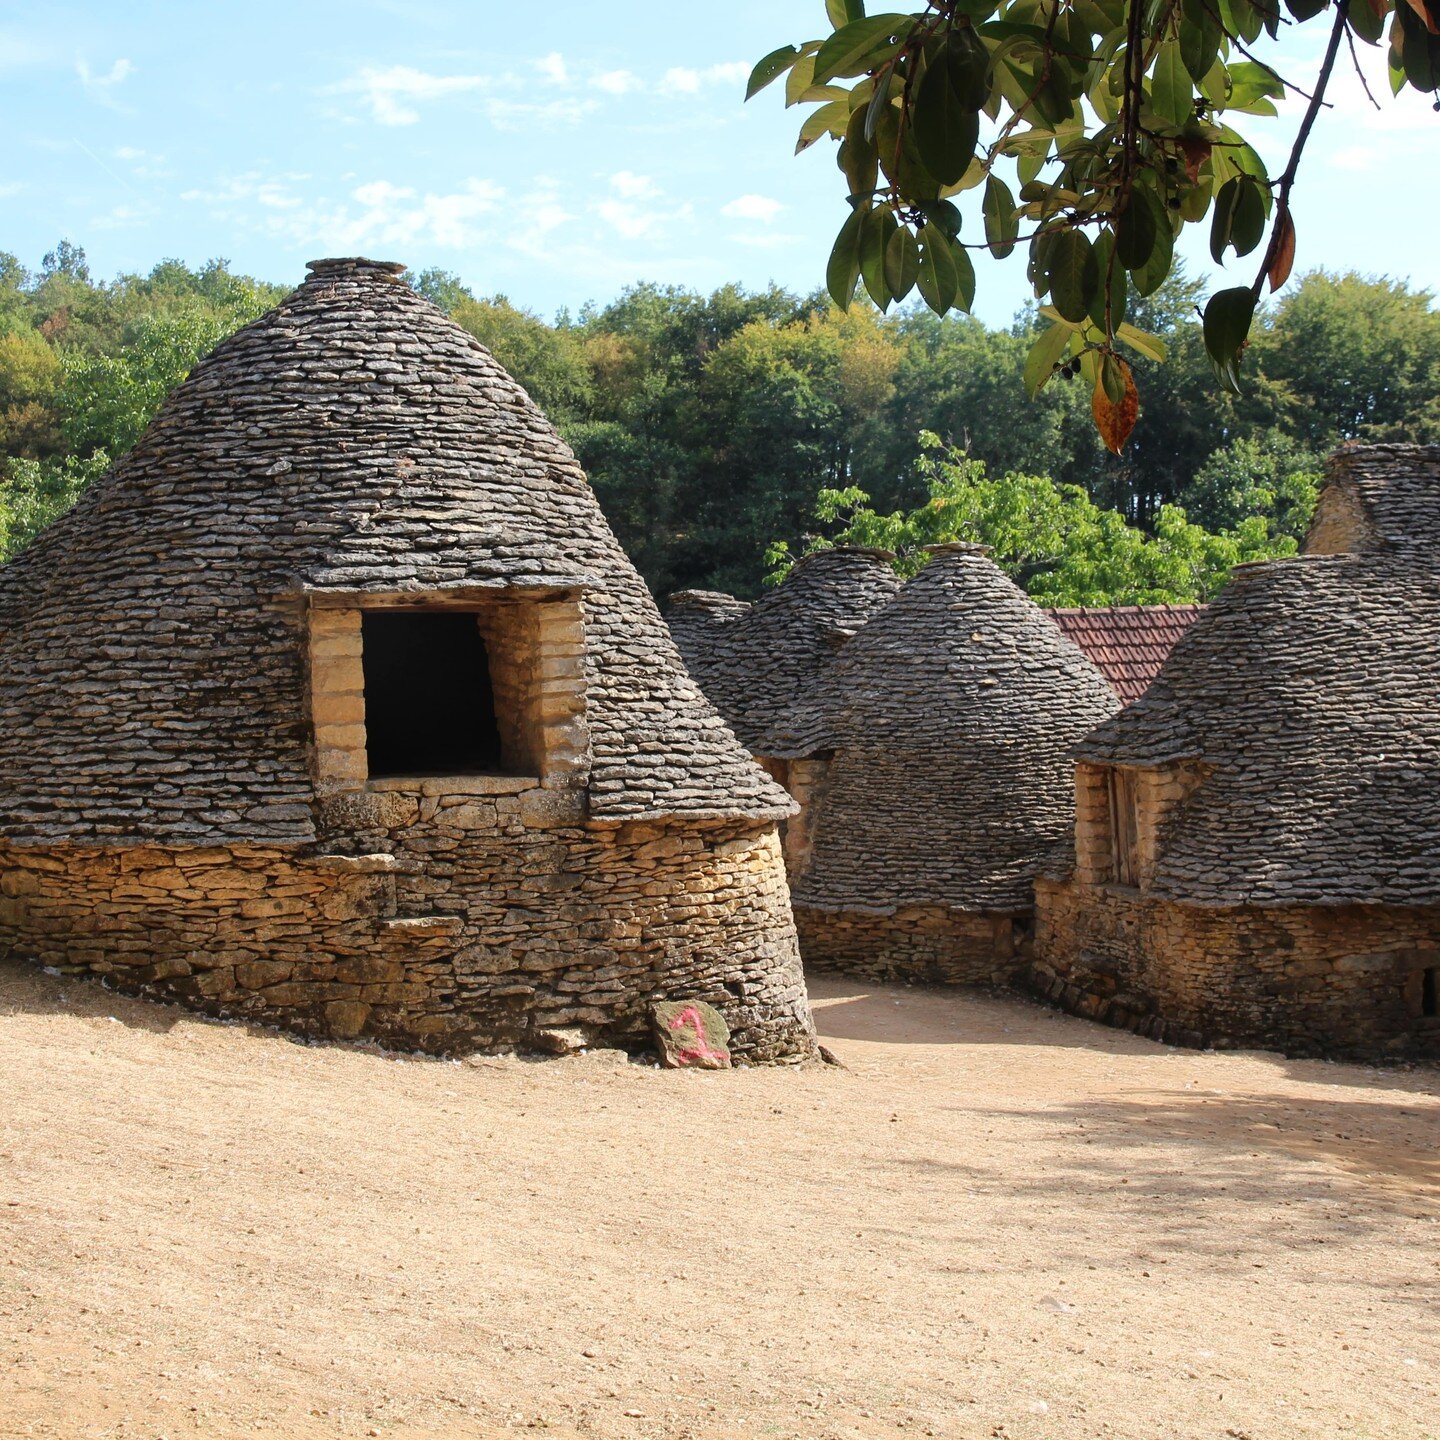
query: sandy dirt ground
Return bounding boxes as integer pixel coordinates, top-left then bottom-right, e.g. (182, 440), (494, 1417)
(2, 957), (1438, 1440)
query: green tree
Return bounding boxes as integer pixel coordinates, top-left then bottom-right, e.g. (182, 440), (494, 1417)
(770, 434), (1296, 604)
(751, 0), (1440, 447)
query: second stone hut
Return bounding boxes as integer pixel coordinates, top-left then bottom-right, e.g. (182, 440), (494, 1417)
(766, 543), (1119, 984)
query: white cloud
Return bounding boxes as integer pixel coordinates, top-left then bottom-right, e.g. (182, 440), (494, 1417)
(0, 181), (22, 199)
(114, 146), (169, 180)
(722, 194), (782, 223)
(182, 171), (510, 251)
(610, 170), (659, 200)
(659, 62), (750, 95)
(592, 69), (636, 96)
(594, 172), (691, 242)
(537, 51), (568, 85)
(329, 64), (489, 126)
(76, 56), (134, 108)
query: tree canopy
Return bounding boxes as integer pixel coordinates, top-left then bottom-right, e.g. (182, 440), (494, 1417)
(0, 245), (1434, 605)
(749, 0), (1440, 451)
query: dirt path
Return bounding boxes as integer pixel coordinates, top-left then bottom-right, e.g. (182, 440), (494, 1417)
(2, 957), (1437, 1440)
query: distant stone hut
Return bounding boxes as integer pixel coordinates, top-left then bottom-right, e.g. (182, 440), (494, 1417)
(0, 257), (816, 1062)
(667, 546), (901, 876)
(764, 544), (1119, 983)
(1031, 445), (1440, 1062)
(1048, 604), (1203, 705)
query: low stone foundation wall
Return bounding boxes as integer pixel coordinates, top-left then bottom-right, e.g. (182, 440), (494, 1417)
(1031, 875), (1440, 1061)
(0, 799), (815, 1062)
(795, 904), (1026, 986)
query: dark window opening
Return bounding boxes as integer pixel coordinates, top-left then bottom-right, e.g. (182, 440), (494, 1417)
(1424, 967), (1438, 1019)
(361, 611), (502, 777)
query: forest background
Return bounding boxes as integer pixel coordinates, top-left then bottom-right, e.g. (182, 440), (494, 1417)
(1, 241), (1436, 604)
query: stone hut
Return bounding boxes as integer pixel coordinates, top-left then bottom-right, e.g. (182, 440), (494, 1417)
(1030, 445), (1440, 1061)
(0, 257), (816, 1062)
(667, 547), (901, 876)
(765, 543), (1119, 983)
(1048, 604), (1203, 704)
(664, 588), (750, 681)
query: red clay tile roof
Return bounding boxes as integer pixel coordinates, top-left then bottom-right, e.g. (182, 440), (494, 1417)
(1047, 604), (1204, 705)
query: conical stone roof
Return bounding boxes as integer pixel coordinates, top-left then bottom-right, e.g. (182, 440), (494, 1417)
(0, 258), (791, 843)
(669, 547), (901, 755)
(789, 544), (1120, 912)
(1306, 443), (1440, 556)
(666, 589), (751, 680)
(1075, 550), (1440, 907)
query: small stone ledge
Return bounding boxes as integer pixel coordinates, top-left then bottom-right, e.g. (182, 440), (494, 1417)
(368, 774), (539, 796)
(378, 914), (465, 938)
(311, 852), (400, 874)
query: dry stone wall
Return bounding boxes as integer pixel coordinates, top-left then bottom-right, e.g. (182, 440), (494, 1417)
(0, 802), (813, 1061)
(797, 905), (1024, 986)
(1030, 876), (1440, 1061)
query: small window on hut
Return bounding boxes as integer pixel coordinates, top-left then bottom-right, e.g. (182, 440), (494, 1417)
(1107, 767), (1140, 887)
(361, 611), (503, 778)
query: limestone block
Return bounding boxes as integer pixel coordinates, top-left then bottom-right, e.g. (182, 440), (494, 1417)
(651, 1000), (732, 1069)
(324, 999), (372, 1038)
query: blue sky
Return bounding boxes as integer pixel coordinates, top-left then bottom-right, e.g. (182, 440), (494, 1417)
(1, 0), (1436, 324)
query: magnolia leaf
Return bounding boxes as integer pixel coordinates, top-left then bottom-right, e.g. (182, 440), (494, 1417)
(1116, 191), (1157, 271)
(1023, 320), (1076, 398)
(948, 25), (993, 109)
(916, 220), (960, 312)
(1267, 208), (1296, 291)
(884, 224), (920, 299)
(747, 45), (802, 99)
(1202, 284), (1258, 393)
(796, 100), (851, 154)
(913, 54), (981, 185)
(1046, 228), (1099, 325)
(1115, 322), (1168, 363)
(813, 13), (912, 85)
(950, 238), (978, 312)
(983, 175), (1020, 258)
(1088, 231), (1128, 333)
(841, 106), (880, 197)
(1150, 41), (1193, 128)
(1132, 195), (1174, 296)
(827, 203), (870, 310)
(860, 207), (899, 308)
(1093, 355), (1139, 454)
(827, 0), (868, 25)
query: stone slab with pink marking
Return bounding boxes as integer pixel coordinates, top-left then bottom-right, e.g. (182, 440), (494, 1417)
(651, 1000), (732, 1070)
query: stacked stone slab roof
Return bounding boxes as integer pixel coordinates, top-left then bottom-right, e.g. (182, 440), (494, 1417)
(665, 589), (750, 683)
(1306, 442), (1440, 555)
(0, 257), (792, 844)
(666, 547), (901, 754)
(1073, 548), (1440, 908)
(786, 544), (1120, 912)
(1048, 604), (1204, 705)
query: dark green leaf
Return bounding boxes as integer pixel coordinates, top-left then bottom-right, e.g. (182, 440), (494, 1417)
(841, 106), (880, 197)
(983, 175), (1019, 258)
(920, 198), (964, 239)
(950, 238), (977, 312)
(827, 0), (867, 25)
(916, 220), (960, 312)
(1210, 176), (1241, 262)
(1230, 177), (1266, 256)
(1347, 0), (1385, 42)
(1202, 284), (1258, 392)
(860, 207), (899, 307)
(813, 13), (913, 85)
(884, 225), (921, 299)
(1132, 192), (1174, 296)
(1088, 230), (1128, 332)
(827, 203), (870, 310)
(1398, 3), (1440, 89)
(1115, 189), (1157, 271)
(1179, 0), (1224, 82)
(948, 25), (993, 109)
(912, 49), (982, 184)
(747, 45), (802, 100)
(1046, 228), (1099, 324)
(1284, 0), (1328, 18)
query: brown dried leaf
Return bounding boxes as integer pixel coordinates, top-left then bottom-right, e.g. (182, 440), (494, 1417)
(1092, 357), (1139, 455)
(1179, 136), (1211, 185)
(1267, 210), (1296, 292)
(1403, 0), (1439, 34)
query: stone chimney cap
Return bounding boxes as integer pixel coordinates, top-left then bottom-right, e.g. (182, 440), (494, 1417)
(305, 257), (407, 278)
(924, 541), (992, 557)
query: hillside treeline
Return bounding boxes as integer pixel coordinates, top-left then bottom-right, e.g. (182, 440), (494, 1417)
(2, 241), (1436, 599)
